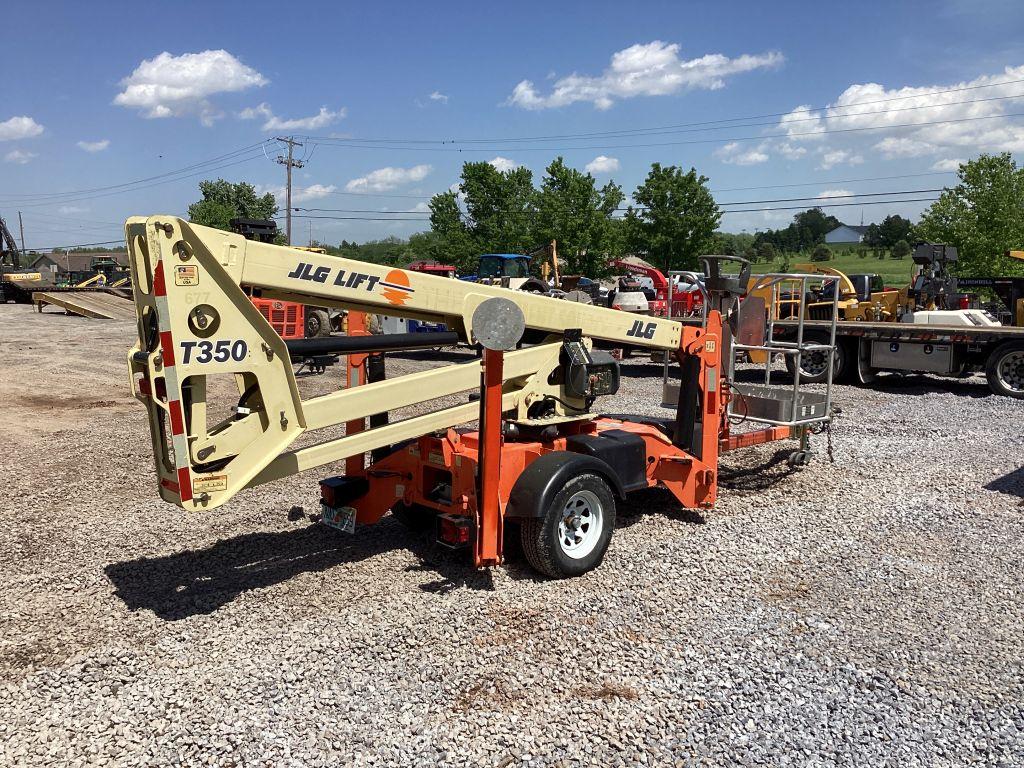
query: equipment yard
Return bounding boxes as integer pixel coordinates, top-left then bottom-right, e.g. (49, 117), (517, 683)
(1, 303), (1021, 767)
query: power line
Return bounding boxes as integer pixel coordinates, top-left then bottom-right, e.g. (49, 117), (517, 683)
(11, 152), (267, 210)
(720, 197), (939, 214)
(716, 188), (945, 207)
(22, 238), (124, 251)
(711, 170), (954, 192)
(0, 142), (271, 201)
(300, 77), (1024, 145)
(305, 111), (1024, 153)
(292, 187), (947, 216)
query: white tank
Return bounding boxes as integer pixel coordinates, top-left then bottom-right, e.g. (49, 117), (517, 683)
(908, 309), (1001, 327)
(611, 291), (649, 313)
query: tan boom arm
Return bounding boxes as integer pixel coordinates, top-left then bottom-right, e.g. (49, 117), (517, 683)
(125, 217), (697, 511)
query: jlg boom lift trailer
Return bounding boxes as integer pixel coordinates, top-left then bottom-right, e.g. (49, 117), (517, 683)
(125, 217), (833, 578)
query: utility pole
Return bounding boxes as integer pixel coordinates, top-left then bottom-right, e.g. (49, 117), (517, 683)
(275, 137), (305, 245)
(17, 211), (25, 254)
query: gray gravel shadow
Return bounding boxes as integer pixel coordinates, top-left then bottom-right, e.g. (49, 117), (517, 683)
(984, 465), (1024, 498)
(105, 518), (493, 620)
(718, 448), (802, 493)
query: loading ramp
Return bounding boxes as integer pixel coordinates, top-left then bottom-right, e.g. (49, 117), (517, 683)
(32, 290), (136, 320)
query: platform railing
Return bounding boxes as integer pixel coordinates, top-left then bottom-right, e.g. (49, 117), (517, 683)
(661, 269), (840, 429)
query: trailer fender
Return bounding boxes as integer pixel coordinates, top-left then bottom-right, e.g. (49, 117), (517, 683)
(504, 452), (626, 520)
(852, 337), (877, 385)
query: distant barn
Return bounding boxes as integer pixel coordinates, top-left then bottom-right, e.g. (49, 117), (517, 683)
(824, 224), (870, 245)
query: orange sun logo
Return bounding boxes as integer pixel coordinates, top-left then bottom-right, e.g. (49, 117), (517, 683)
(380, 269), (413, 306)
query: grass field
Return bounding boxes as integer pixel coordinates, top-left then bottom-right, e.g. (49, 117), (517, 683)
(722, 248), (915, 285)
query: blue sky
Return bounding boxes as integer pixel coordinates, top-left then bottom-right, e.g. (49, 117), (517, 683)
(2, 0), (1023, 250)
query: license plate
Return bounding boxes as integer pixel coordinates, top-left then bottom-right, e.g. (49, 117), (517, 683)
(321, 503), (356, 533)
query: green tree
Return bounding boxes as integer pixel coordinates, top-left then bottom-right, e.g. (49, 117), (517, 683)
(877, 215), (915, 248)
(754, 208), (840, 253)
(626, 164), (720, 273)
(917, 153), (1024, 276)
(891, 239), (911, 260)
(427, 190), (479, 272)
(810, 243), (832, 262)
(534, 157), (624, 275)
(187, 179), (278, 231)
(459, 161), (537, 254)
(755, 242), (776, 264)
(427, 162), (538, 272)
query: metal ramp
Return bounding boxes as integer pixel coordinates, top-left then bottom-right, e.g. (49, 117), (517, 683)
(32, 290), (136, 320)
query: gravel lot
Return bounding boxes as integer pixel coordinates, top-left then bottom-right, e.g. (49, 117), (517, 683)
(1, 302), (1022, 767)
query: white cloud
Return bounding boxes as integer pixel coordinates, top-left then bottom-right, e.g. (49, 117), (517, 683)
(931, 157), (965, 172)
(239, 102), (344, 131)
(0, 115), (44, 141)
(429, 91), (449, 104)
(259, 183), (337, 205)
(508, 40), (783, 110)
(409, 201), (430, 213)
(585, 155), (620, 173)
(114, 50), (267, 124)
(488, 156), (520, 172)
(345, 164), (432, 193)
(775, 66), (1024, 162)
(874, 136), (934, 158)
(817, 189), (854, 199)
(58, 206), (87, 215)
(776, 142), (807, 159)
(294, 184), (337, 203)
(777, 105), (826, 141)
(77, 139), (110, 153)
(4, 149), (36, 164)
(714, 141), (769, 165)
(817, 149), (863, 170)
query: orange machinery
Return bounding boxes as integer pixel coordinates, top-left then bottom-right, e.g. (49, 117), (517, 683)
(125, 219), (827, 579)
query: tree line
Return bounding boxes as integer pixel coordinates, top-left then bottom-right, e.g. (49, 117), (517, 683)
(427, 157), (720, 275)
(187, 152), (1024, 280)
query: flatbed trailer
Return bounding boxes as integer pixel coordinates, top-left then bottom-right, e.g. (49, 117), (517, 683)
(776, 318), (1024, 399)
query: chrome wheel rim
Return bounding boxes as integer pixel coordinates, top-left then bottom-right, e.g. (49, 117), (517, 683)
(997, 350), (1024, 393)
(557, 490), (603, 560)
(801, 350), (830, 377)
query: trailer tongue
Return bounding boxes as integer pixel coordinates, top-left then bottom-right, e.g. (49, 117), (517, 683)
(125, 217), (832, 577)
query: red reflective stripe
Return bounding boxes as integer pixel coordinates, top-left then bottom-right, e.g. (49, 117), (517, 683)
(177, 467), (193, 502)
(168, 399), (185, 435)
(159, 331), (176, 366)
(160, 478), (180, 493)
(153, 261), (167, 297)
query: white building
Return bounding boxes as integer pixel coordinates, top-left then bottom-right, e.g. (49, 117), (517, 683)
(824, 224), (870, 244)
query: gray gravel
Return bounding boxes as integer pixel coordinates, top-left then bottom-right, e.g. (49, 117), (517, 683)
(1, 303), (1022, 767)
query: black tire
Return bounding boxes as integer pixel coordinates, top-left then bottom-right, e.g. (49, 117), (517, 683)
(985, 341), (1024, 399)
(784, 335), (848, 384)
(305, 309), (332, 338)
(520, 473), (615, 578)
(391, 502), (436, 531)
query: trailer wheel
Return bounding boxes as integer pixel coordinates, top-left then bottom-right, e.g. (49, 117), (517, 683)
(784, 335), (848, 384)
(520, 473), (615, 578)
(985, 341), (1024, 399)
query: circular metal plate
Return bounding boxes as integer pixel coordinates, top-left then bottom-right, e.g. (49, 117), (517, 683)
(472, 297), (526, 351)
